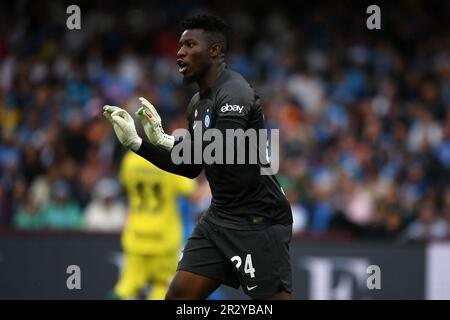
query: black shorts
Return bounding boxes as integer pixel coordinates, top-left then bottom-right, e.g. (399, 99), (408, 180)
(177, 216), (292, 299)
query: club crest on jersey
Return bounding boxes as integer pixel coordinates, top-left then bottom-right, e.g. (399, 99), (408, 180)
(204, 114), (210, 128)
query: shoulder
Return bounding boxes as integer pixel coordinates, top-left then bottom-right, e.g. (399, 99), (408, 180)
(121, 151), (155, 172)
(120, 151), (135, 168)
(214, 70), (255, 106)
(187, 93), (200, 115)
(119, 153), (130, 171)
(217, 70), (253, 95)
(190, 92), (200, 104)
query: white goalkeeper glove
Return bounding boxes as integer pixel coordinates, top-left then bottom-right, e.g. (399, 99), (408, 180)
(103, 105), (142, 151)
(135, 97), (175, 151)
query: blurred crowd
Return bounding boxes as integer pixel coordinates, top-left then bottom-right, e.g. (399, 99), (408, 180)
(1, 0), (449, 242)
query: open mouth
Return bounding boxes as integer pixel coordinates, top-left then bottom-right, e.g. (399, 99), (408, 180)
(177, 59), (188, 74)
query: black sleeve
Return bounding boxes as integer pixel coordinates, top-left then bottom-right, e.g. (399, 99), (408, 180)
(134, 118), (245, 178)
(176, 118), (246, 157)
(134, 140), (203, 179)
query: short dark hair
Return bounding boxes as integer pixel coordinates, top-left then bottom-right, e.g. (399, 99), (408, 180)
(181, 14), (228, 53)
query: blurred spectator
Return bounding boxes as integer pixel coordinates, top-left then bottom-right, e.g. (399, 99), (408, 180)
(40, 180), (83, 230)
(27, 165), (60, 213)
(364, 203), (405, 241)
(340, 175), (375, 227)
(13, 196), (43, 230)
(308, 168), (336, 233)
(407, 107), (443, 153)
(84, 177), (126, 232)
(400, 202), (449, 243)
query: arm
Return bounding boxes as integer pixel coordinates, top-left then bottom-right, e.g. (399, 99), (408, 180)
(103, 105), (203, 179)
(135, 139), (203, 179)
(134, 117), (243, 178)
(136, 113), (247, 178)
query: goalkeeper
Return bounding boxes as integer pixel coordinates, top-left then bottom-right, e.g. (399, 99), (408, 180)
(103, 14), (292, 300)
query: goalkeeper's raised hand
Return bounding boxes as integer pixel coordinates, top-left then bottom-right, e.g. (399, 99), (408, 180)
(135, 97), (175, 151)
(103, 105), (142, 151)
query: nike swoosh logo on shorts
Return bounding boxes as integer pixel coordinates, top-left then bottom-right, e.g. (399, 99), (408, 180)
(247, 285), (258, 291)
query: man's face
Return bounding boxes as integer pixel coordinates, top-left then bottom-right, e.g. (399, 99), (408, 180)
(177, 29), (211, 83)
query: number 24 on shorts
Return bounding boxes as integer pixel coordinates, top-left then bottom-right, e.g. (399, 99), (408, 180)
(231, 254), (255, 278)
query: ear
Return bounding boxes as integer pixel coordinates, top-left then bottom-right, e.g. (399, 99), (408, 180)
(209, 44), (222, 58)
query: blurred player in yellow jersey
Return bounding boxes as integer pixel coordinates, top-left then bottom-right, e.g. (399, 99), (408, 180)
(113, 150), (196, 300)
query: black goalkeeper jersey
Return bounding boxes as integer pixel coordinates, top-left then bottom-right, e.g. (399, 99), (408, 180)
(185, 69), (292, 229)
